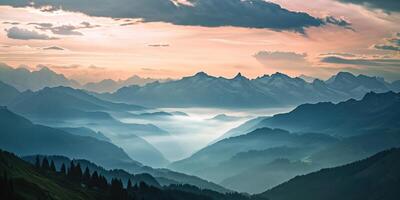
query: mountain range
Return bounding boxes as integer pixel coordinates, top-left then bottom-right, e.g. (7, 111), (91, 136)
(100, 71), (400, 108)
(169, 91), (400, 193)
(0, 63), (169, 93)
(0, 63), (79, 91)
(0, 107), (234, 193)
(82, 76), (172, 93)
(0, 83), (170, 167)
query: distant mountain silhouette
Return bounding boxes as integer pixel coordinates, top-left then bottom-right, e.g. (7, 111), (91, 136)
(101, 71), (400, 108)
(0, 81), (20, 105)
(0, 107), (142, 170)
(83, 75), (172, 93)
(0, 63), (79, 91)
(259, 148), (400, 200)
(253, 91), (400, 137)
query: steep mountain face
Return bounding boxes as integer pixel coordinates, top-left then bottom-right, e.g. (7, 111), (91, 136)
(170, 128), (338, 182)
(103, 71), (398, 108)
(254, 91), (400, 137)
(0, 81), (20, 105)
(259, 148), (400, 200)
(0, 63), (79, 91)
(0, 107), (143, 171)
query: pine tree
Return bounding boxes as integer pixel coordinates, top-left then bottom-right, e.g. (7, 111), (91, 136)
(75, 163), (83, 180)
(41, 157), (50, 170)
(60, 163), (66, 175)
(83, 167), (91, 183)
(50, 160), (56, 172)
(127, 179), (132, 190)
(68, 161), (75, 178)
(35, 155), (40, 169)
(89, 171), (99, 188)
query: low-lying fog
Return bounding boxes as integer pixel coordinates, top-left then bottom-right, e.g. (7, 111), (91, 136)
(117, 107), (294, 162)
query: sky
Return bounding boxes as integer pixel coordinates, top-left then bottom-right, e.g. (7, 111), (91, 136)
(0, 0), (399, 83)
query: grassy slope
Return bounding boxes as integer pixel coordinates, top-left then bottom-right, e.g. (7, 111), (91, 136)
(0, 150), (95, 200)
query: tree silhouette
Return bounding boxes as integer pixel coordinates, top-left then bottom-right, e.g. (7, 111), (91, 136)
(35, 155), (40, 169)
(60, 163), (66, 175)
(41, 157), (50, 170)
(50, 160), (56, 172)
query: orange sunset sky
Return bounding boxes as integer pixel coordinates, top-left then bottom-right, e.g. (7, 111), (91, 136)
(0, 0), (399, 83)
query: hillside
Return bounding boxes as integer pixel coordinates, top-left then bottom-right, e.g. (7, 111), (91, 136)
(260, 148), (400, 200)
(255, 91), (400, 136)
(0, 81), (20, 105)
(0, 107), (143, 170)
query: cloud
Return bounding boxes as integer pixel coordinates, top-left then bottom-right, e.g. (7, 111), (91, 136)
(37, 64), (81, 69)
(374, 33), (400, 52)
(3, 21), (20, 25)
(148, 44), (170, 47)
(321, 56), (400, 67)
(254, 51), (310, 69)
(374, 44), (400, 51)
(42, 46), (65, 50)
(254, 51), (307, 62)
(0, 0), (347, 31)
(88, 65), (105, 70)
(323, 16), (353, 30)
(31, 21), (100, 36)
(337, 0), (400, 12)
(5, 26), (56, 40)
(320, 52), (357, 57)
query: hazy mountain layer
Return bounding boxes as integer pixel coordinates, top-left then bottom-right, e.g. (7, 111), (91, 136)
(259, 148), (400, 200)
(102, 71), (400, 108)
(0, 63), (79, 91)
(0, 107), (142, 171)
(254, 91), (400, 137)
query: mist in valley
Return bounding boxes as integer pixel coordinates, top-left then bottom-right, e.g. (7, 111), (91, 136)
(116, 107), (295, 162)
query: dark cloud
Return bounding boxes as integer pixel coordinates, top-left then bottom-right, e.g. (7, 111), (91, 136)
(323, 16), (353, 30)
(42, 46), (65, 50)
(337, 0), (400, 12)
(374, 44), (400, 51)
(374, 33), (400, 52)
(254, 51), (307, 62)
(321, 56), (400, 67)
(0, 0), (348, 31)
(5, 26), (56, 40)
